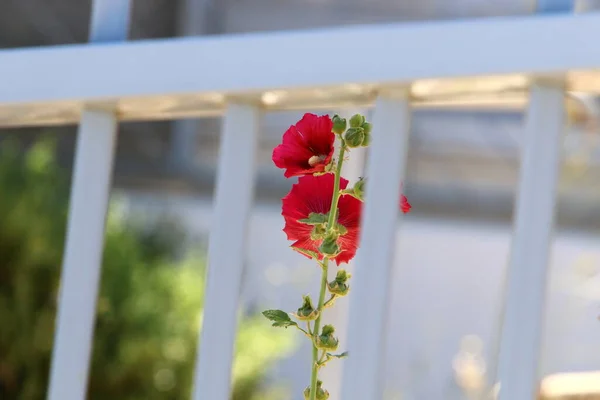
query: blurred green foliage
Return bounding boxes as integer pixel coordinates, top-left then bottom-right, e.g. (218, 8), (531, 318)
(0, 138), (294, 399)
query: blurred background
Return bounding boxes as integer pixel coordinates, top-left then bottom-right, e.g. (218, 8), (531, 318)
(2, 0), (600, 399)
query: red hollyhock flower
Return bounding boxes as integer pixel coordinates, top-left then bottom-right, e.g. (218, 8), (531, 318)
(272, 113), (335, 178)
(282, 174), (412, 265)
(282, 173), (361, 264)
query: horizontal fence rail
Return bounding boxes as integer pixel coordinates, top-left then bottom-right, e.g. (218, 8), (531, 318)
(1, 14), (600, 126)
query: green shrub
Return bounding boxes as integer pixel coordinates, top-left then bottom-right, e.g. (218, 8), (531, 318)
(0, 138), (294, 399)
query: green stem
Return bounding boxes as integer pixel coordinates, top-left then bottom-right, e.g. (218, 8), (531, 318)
(318, 350), (328, 363)
(309, 259), (328, 400)
(309, 142), (346, 400)
(328, 144), (346, 225)
(295, 325), (311, 337)
(323, 294), (337, 308)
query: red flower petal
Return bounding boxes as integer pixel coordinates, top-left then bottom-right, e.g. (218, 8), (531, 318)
(333, 194), (362, 264)
(400, 194), (412, 214)
(290, 237), (322, 260)
(272, 113), (335, 178)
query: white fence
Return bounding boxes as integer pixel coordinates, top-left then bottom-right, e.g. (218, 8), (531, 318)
(2, 0), (600, 399)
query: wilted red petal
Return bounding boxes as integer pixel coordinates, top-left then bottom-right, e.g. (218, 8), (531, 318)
(272, 113), (335, 178)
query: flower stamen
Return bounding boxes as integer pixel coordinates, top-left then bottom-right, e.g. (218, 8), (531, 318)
(308, 155), (327, 167)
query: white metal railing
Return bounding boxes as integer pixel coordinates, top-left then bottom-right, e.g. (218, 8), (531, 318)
(1, 0), (599, 399)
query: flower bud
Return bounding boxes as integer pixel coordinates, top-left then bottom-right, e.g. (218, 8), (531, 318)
(304, 380), (330, 400)
(349, 114), (365, 128)
(361, 132), (371, 147)
(316, 325), (339, 351)
(344, 127), (365, 148)
(319, 236), (340, 257)
(296, 295), (319, 321)
(332, 115), (347, 135)
(361, 121), (372, 135)
(352, 178), (365, 200)
(319, 229), (341, 258)
(328, 269), (351, 296)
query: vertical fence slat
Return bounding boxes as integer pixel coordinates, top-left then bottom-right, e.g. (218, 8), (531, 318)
(89, 0), (132, 42)
(192, 103), (260, 400)
(341, 91), (411, 400)
(47, 2), (130, 399)
(496, 82), (565, 400)
(169, 0), (225, 169)
(485, 0), (572, 391)
(47, 110), (118, 400)
(574, 0), (600, 11)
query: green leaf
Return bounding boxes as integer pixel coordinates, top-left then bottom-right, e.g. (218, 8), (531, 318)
(327, 351), (349, 359)
(272, 320), (298, 328)
(298, 212), (329, 225)
(340, 189), (362, 201)
(336, 223), (348, 236)
(262, 310), (298, 328)
(262, 309), (290, 321)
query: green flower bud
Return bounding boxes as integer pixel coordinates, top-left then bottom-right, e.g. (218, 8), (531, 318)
(336, 269), (351, 282)
(361, 121), (372, 135)
(344, 127), (365, 148)
(296, 295), (319, 321)
(316, 325), (339, 351)
(328, 269), (351, 296)
(304, 380), (330, 400)
(352, 178), (365, 200)
(349, 114), (366, 128)
(331, 115), (347, 135)
(361, 132), (371, 147)
(319, 230), (340, 257)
